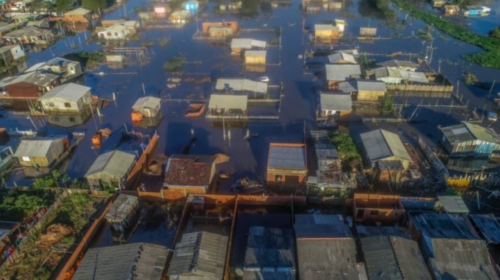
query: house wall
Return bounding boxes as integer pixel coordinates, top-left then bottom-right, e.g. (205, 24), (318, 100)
(315, 29), (339, 38)
(378, 156), (411, 170)
(267, 168), (308, 187)
(86, 172), (126, 190)
(202, 22), (238, 33)
(353, 193), (405, 224)
(7, 80), (60, 98)
(17, 138), (68, 167)
(67, 62), (83, 77)
(244, 55), (266, 65)
(40, 91), (91, 113)
(357, 90), (385, 101)
(9, 45), (25, 61)
(449, 140), (500, 158)
(209, 27), (233, 37)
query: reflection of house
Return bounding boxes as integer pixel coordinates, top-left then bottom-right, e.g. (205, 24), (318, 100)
(319, 92), (352, 117)
(0, 71), (60, 98)
(85, 150), (136, 190)
(230, 38), (266, 54)
(39, 83), (92, 113)
(14, 136), (69, 167)
(324, 64), (361, 90)
(243, 227), (296, 279)
(163, 155), (216, 193)
(327, 52), (356, 64)
(353, 193), (405, 224)
(73, 243), (168, 280)
(267, 143), (308, 187)
(215, 78), (267, 95)
(105, 194), (139, 233)
(3, 27), (55, 45)
(244, 50), (266, 64)
(97, 21), (139, 40)
(378, 59), (419, 71)
(0, 45), (25, 66)
(314, 24), (339, 39)
(25, 57), (83, 82)
(295, 214), (364, 280)
(208, 94), (248, 117)
(202, 21), (238, 37)
(168, 231), (228, 280)
(338, 79), (387, 101)
(439, 122), (500, 158)
(360, 129), (412, 169)
(132, 96), (161, 118)
(360, 235), (431, 280)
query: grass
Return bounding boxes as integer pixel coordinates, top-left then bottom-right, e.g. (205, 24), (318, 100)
(164, 56), (185, 72)
(392, 0), (500, 68)
(330, 132), (362, 172)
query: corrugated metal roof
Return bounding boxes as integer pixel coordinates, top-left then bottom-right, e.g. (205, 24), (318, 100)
(325, 64), (361, 81)
(65, 7), (91, 16)
(437, 195), (469, 214)
(469, 214), (500, 244)
(268, 143), (307, 170)
(85, 150), (136, 178)
(39, 83), (90, 101)
(320, 92), (352, 111)
(168, 231), (228, 280)
(215, 78), (267, 94)
(409, 212), (480, 240)
(132, 96), (161, 110)
(14, 136), (65, 158)
(378, 60), (418, 69)
(356, 80), (387, 92)
(295, 214), (351, 238)
(328, 52), (357, 64)
(360, 129), (411, 163)
(463, 122), (500, 144)
(208, 94), (248, 110)
(399, 70), (429, 83)
(105, 194), (138, 222)
(231, 38), (267, 49)
(315, 24), (338, 31)
(0, 71), (58, 88)
(245, 50), (266, 57)
(73, 243), (168, 280)
(440, 123), (476, 145)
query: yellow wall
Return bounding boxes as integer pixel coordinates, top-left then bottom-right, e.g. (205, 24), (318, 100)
(245, 55), (266, 65)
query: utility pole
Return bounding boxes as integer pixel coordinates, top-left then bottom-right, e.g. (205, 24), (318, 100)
(488, 79), (496, 98)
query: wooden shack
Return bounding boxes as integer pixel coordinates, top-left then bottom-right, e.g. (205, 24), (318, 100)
(360, 27), (377, 37)
(132, 96), (161, 118)
(202, 21), (238, 35)
(13, 136), (69, 167)
(105, 194), (139, 233)
(314, 24), (339, 39)
(85, 150), (136, 190)
(244, 50), (266, 65)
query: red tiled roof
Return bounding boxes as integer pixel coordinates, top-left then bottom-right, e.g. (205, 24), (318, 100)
(164, 155), (215, 187)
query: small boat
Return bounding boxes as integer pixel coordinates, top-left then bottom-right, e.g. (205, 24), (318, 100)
(92, 133), (102, 146)
(131, 111), (143, 122)
(185, 103), (206, 118)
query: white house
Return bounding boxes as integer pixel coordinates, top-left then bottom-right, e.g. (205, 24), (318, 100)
(98, 21), (139, 40)
(0, 45), (25, 66)
(39, 83), (92, 113)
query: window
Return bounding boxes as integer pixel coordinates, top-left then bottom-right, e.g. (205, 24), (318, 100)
(370, 210), (379, 216)
(64, 102), (71, 108)
(22, 156), (30, 162)
(47, 102), (54, 107)
(69, 117), (75, 122)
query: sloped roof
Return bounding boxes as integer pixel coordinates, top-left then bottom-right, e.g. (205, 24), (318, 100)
(469, 214), (500, 244)
(463, 122), (500, 144)
(164, 155), (215, 187)
(295, 214), (351, 238)
(437, 195), (469, 214)
(105, 194), (138, 222)
(73, 243), (168, 280)
(39, 83), (90, 101)
(325, 64), (361, 81)
(399, 70), (429, 83)
(215, 78), (267, 94)
(85, 150), (136, 178)
(320, 92), (353, 111)
(328, 52), (357, 64)
(65, 7), (91, 16)
(168, 231), (228, 280)
(315, 24), (338, 31)
(14, 136), (66, 158)
(440, 122), (500, 145)
(379, 59), (418, 69)
(360, 129), (411, 163)
(132, 96), (161, 110)
(268, 143), (307, 170)
(230, 38), (267, 49)
(0, 71), (58, 88)
(208, 94), (247, 110)
(356, 80), (387, 91)
(245, 50), (266, 57)
(408, 212), (480, 240)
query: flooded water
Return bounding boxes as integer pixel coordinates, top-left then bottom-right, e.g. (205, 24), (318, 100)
(0, 0), (499, 186)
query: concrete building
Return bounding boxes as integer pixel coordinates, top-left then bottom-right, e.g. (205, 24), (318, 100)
(360, 129), (412, 169)
(324, 64), (361, 90)
(319, 92), (352, 117)
(163, 155), (216, 193)
(85, 150), (136, 190)
(244, 50), (266, 64)
(440, 122), (500, 158)
(39, 83), (92, 113)
(267, 143), (308, 187)
(98, 21), (139, 40)
(14, 136), (69, 167)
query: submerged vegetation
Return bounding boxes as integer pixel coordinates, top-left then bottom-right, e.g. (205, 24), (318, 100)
(164, 56), (186, 72)
(392, 0), (500, 68)
(463, 72), (478, 85)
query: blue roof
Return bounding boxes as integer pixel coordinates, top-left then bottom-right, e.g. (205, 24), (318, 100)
(268, 144), (306, 170)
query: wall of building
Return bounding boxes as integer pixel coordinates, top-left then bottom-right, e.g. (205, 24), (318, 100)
(41, 93), (91, 113)
(315, 30), (339, 38)
(244, 55), (266, 65)
(357, 90), (385, 101)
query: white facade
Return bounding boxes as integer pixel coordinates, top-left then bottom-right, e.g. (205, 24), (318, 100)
(98, 22), (138, 40)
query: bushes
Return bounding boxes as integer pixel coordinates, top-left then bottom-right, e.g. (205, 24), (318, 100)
(164, 56), (185, 72)
(330, 132), (362, 172)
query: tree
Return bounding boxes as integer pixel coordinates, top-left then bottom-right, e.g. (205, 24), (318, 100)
(55, 0), (73, 12)
(82, 0), (106, 12)
(490, 27), (500, 39)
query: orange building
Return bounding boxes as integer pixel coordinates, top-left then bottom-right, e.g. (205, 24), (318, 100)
(267, 143), (308, 188)
(353, 193), (405, 224)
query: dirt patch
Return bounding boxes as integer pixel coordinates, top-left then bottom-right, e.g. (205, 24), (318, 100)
(38, 224), (73, 250)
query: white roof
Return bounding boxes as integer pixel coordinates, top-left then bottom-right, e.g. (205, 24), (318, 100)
(14, 136), (65, 158)
(39, 83), (90, 101)
(230, 38), (267, 49)
(325, 64), (361, 81)
(245, 50), (266, 57)
(208, 94), (247, 110)
(215, 78), (267, 94)
(399, 71), (429, 83)
(320, 92), (352, 111)
(132, 96), (161, 109)
(328, 52), (357, 64)
(65, 7), (91, 16)
(315, 24), (339, 31)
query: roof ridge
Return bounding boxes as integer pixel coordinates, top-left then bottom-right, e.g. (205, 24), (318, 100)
(389, 236), (406, 278)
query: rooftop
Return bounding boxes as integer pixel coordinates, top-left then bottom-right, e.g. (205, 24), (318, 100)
(440, 122), (500, 145)
(208, 94), (248, 111)
(65, 7), (91, 16)
(13, 136), (66, 158)
(230, 38), (267, 49)
(215, 78), (267, 94)
(168, 231), (228, 280)
(85, 150), (136, 179)
(0, 45), (20, 53)
(268, 143), (307, 170)
(164, 155), (215, 187)
(319, 92), (353, 111)
(105, 194), (138, 222)
(378, 59), (419, 69)
(39, 83), (90, 101)
(328, 52), (357, 64)
(73, 243), (168, 280)
(325, 64), (361, 81)
(437, 195), (469, 214)
(360, 129), (412, 163)
(409, 212), (480, 240)
(4, 26), (52, 38)
(245, 50), (266, 57)
(0, 71), (59, 88)
(132, 96), (161, 110)
(356, 226), (410, 238)
(469, 214), (500, 244)
(295, 214), (351, 238)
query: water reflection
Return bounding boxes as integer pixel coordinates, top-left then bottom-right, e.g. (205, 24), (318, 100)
(47, 112), (92, 128)
(446, 157), (500, 173)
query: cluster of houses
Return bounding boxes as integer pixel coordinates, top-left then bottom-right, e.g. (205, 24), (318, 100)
(431, 0), (490, 17)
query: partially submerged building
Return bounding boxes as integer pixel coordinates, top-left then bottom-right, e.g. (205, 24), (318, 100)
(230, 38), (266, 54)
(105, 194), (140, 233)
(327, 51), (357, 64)
(267, 143), (308, 187)
(39, 83), (92, 114)
(85, 150), (136, 190)
(73, 243), (168, 280)
(436, 195), (469, 214)
(338, 79), (387, 101)
(98, 21), (140, 40)
(202, 21), (238, 37)
(324, 64), (361, 90)
(132, 96), (161, 118)
(0, 45), (25, 66)
(168, 231), (228, 280)
(169, 10), (192, 24)
(163, 155), (216, 193)
(24, 57), (83, 82)
(440, 121), (500, 158)
(243, 227), (296, 279)
(244, 50), (266, 65)
(215, 78), (267, 95)
(3, 26), (55, 45)
(314, 24), (340, 39)
(360, 129), (412, 169)
(319, 92), (352, 117)
(207, 94), (248, 117)
(295, 214), (365, 280)
(13, 136), (69, 168)
(63, 7), (92, 24)
(0, 71), (60, 98)
(378, 59), (419, 72)
(371, 67), (429, 84)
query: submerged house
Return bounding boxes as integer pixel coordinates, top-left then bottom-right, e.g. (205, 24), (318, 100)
(319, 92), (352, 117)
(0, 71), (60, 98)
(378, 59), (419, 71)
(98, 21), (139, 40)
(63, 7), (92, 24)
(25, 57), (83, 82)
(163, 155), (216, 194)
(202, 21), (238, 37)
(3, 26), (55, 45)
(169, 10), (191, 24)
(85, 150), (136, 190)
(360, 129), (412, 169)
(132, 96), (161, 118)
(207, 94), (248, 117)
(39, 83), (92, 114)
(439, 122), (500, 158)
(73, 243), (168, 280)
(327, 51), (357, 64)
(324, 64), (361, 90)
(168, 231), (228, 280)
(244, 50), (266, 64)
(267, 143), (308, 187)
(13, 136), (69, 168)
(230, 38), (266, 54)
(314, 24), (339, 39)
(370, 67), (429, 84)
(338, 79), (387, 101)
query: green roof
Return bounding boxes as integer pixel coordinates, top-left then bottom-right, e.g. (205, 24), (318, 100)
(463, 122), (500, 144)
(85, 150), (136, 179)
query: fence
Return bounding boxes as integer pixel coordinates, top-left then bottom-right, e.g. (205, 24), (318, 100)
(126, 132), (159, 189)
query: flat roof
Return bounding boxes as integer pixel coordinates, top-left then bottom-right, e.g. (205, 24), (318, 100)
(469, 214), (500, 244)
(208, 94), (248, 111)
(268, 143), (307, 170)
(325, 64), (361, 81)
(437, 195), (469, 214)
(230, 38), (267, 49)
(409, 212), (480, 240)
(215, 78), (267, 94)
